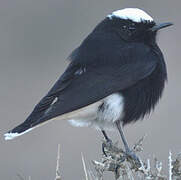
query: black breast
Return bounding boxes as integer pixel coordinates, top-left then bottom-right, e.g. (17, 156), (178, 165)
(121, 47), (167, 125)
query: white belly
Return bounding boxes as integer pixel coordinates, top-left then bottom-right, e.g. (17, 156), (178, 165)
(65, 93), (124, 130)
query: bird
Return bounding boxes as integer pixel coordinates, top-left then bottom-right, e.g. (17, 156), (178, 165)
(4, 8), (172, 159)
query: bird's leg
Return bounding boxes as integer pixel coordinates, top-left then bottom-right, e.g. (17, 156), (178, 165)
(101, 130), (112, 156)
(102, 130), (110, 141)
(115, 122), (129, 152)
(115, 121), (140, 163)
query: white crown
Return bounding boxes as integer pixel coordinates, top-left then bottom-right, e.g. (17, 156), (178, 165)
(107, 8), (154, 23)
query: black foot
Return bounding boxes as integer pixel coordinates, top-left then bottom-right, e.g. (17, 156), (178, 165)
(102, 139), (113, 157)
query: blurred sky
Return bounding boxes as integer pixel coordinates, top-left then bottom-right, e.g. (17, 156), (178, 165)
(0, 0), (180, 179)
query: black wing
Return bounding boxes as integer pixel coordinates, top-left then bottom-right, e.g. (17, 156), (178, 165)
(8, 38), (158, 134)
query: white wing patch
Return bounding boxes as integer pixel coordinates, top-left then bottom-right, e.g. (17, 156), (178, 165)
(107, 8), (153, 23)
(51, 97), (58, 105)
(74, 67), (86, 75)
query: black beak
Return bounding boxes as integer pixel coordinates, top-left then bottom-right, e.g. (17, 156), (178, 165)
(150, 22), (173, 32)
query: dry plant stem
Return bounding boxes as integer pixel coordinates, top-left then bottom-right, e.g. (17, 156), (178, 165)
(17, 174), (32, 180)
(55, 144), (62, 180)
(15, 138), (181, 180)
(81, 154), (100, 180)
(17, 174), (25, 180)
(81, 153), (89, 180)
(172, 153), (181, 178)
(91, 136), (181, 180)
(169, 151), (173, 180)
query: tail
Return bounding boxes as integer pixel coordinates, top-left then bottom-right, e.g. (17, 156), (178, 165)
(4, 92), (62, 140)
(4, 122), (35, 140)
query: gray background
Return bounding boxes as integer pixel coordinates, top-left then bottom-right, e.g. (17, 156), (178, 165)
(0, 0), (180, 179)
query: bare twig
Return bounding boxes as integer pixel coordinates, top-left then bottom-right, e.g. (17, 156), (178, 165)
(81, 153), (89, 180)
(55, 144), (62, 180)
(17, 173), (25, 180)
(172, 152), (181, 178)
(91, 136), (180, 180)
(82, 138), (181, 179)
(169, 151), (173, 180)
(15, 138), (181, 180)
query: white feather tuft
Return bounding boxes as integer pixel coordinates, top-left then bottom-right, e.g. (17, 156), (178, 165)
(68, 93), (124, 130)
(107, 8), (153, 23)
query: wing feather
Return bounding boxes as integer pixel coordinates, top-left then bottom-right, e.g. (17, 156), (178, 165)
(9, 40), (158, 133)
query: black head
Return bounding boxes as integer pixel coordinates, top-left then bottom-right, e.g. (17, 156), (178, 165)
(97, 8), (173, 44)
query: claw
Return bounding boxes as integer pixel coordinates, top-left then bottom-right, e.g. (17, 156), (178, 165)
(102, 142), (107, 156)
(102, 139), (113, 157)
(125, 149), (141, 166)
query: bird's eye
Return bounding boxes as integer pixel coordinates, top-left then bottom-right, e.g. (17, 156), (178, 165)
(129, 23), (136, 30)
